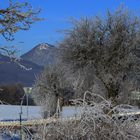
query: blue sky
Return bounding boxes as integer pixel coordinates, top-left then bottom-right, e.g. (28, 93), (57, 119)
(1, 0), (140, 55)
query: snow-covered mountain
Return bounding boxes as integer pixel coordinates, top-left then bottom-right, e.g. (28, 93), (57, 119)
(0, 43), (57, 86)
(0, 54), (43, 86)
(21, 43), (58, 67)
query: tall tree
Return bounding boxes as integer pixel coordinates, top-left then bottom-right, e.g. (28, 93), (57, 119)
(59, 8), (140, 103)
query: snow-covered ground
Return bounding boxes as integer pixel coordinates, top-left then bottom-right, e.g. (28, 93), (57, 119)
(0, 105), (83, 121)
(0, 105), (43, 121)
(0, 105), (140, 121)
(61, 106), (82, 118)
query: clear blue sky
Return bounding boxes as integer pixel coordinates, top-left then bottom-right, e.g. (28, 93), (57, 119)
(1, 0), (140, 55)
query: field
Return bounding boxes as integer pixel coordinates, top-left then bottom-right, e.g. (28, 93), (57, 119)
(0, 105), (42, 121)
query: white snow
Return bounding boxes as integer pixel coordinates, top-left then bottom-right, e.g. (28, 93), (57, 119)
(0, 105), (140, 121)
(0, 105), (83, 121)
(0, 105), (43, 121)
(39, 44), (48, 50)
(61, 106), (82, 118)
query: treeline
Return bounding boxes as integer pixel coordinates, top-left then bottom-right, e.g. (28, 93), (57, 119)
(0, 84), (35, 105)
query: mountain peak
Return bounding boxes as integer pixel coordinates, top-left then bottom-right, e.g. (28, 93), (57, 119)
(39, 43), (49, 50)
(21, 43), (57, 67)
(36, 43), (54, 50)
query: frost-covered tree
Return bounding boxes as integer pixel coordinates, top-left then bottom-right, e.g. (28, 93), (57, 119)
(0, 0), (40, 56)
(59, 8), (140, 103)
(35, 92), (140, 140)
(32, 65), (74, 118)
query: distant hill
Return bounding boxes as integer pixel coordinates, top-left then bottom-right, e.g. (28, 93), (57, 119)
(21, 43), (57, 67)
(0, 54), (43, 86)
(0, 43), (57, 86)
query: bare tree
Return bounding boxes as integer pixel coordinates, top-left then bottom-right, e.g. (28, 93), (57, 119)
(0, 0), (41, 56)
(59, 8), (140, 103)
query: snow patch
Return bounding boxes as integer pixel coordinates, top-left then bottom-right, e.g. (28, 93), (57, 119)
(0, 105), (43, 121)
(39, 43), (49, 50)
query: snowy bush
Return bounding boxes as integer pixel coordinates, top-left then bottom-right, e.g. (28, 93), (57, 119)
(35, 91), (140, 140)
